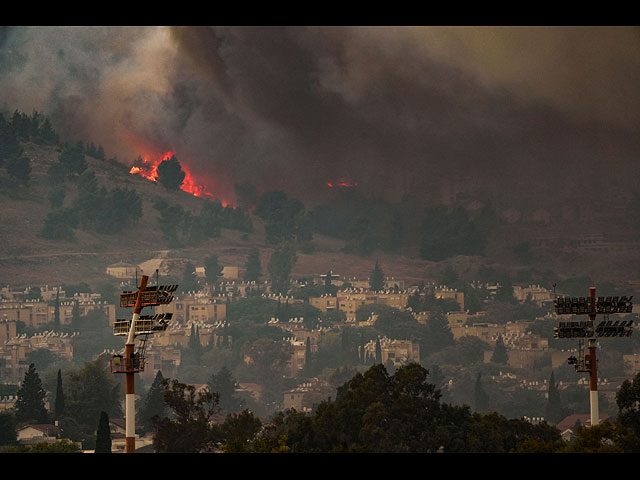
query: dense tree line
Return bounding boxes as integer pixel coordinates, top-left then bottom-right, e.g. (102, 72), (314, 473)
(0, 110), (59, 151)
(6, 348), (640, 453)
(148, 363), (565, 453)
(152, 197), (253, 248)
(0, 357), (123, 451)
(304, 190), (498, 259)
(155, 364), (640, 453)
(254, 190), (313, 248)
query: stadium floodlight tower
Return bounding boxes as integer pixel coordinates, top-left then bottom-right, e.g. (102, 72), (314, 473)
(110, 274), (178, 453)
(554, 286), (634, 427)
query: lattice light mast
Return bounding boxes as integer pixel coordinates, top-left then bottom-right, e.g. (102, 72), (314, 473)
(111, 274), (177, 453)
(554, 286), (634, 427)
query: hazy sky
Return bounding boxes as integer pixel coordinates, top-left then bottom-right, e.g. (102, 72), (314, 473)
(1, 26), (639, 205)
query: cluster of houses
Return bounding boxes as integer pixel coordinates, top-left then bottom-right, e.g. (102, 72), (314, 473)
(2, 263), (639, 450)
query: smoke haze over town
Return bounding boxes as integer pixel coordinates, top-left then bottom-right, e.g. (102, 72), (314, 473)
(2, 25), (640, 206)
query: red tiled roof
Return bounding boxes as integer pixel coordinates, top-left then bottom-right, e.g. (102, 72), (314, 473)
(20, 424), (61, 436)
(555, 413), (609, 431)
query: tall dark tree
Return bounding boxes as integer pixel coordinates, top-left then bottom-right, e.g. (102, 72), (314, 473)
(207, 366), (242, 414)
(139, 371), (168, 433)
(181, 261), (199, 293)
(491, 335), (508, 364)
(421, 310), (455, 357)
(65, 359), (123, 428)
(94, 411), (112, 453)
(369, 261), (385, 291)
(58, 143), (87, 176)
(15, 363), (49, 424)
(156, 155), (185, 191)
(419, 206), (487, 261)
(244, 248), (262, 283)
(254, 190), (305, 244)
(474, 372), (489, 412)
(71, 299), (81, 328)
(616, 371), (640, 439)
(39, 117), (59, 145)
(187, 324), (203, 362)
(0, 411), (18, 446)
(53, 288), (61, 328)
(0, 114), (22, 165)
(545, 370), (564, 424)
(204, 254), (224, 288)
(268, 242), (297, 295)
(303, 336), (313, 376)
(375, 337), (382, 364)
(152, 379), (220, 453)
(219, 409), (263, 453)
(54, 369), (65, 421)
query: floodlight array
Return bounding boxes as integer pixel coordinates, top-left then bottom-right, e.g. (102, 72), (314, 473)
(554, 321), (593, 339)
(113, 312), (173, 336)
(595, 319), (634, 337)
(554, 296), (633, 315)
(120, 285), (179, 308)
(554, 319), (634, 339)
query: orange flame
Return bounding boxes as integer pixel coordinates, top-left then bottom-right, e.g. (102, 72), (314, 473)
(129, 149), (216, 200)
(327, 180), (358, 188)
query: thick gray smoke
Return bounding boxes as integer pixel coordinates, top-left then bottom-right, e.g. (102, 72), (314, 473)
(1, 26), (639, 206)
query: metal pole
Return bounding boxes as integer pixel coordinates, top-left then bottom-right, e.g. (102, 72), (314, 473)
(588, 286), (599, 426)
(125, 274), (148, 453)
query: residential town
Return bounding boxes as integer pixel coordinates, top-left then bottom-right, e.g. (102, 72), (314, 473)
(2, 255), (639, 451)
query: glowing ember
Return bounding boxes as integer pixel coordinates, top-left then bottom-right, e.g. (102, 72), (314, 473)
(327, 180), (358, 188)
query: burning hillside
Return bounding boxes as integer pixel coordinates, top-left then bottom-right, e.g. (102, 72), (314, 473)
(129, 149), (219, 201)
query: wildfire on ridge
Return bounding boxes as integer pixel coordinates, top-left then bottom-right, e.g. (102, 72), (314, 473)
(129, 149), (219, 202)
(327, 179), (358, 188)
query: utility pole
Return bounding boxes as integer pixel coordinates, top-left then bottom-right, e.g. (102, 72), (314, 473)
(111, 276), (177, 453)
(554, 286), (634, 427)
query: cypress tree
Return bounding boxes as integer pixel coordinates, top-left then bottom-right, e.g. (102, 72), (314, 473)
(53, 288), (60, 328)
(304, 336), (312, 375)
(223, 320), (229, 347)
(15, 363), (49, 424)
(267, 242), (297, 295)
(54, 369), (65, 421)
(545, 370), (564, 424)
(187, 324), (202, 362)
(473, 372), (489, 412)
(71, 299), (81, 328)
(207, 366), (241, 414)
(324, 270), (333, 287)
(369, 261), (385, 291)
(491, 335), (508, 364)
(244, 248), (262, 283)
(95, 411), (112, 453)
(375, 337), (382, 364)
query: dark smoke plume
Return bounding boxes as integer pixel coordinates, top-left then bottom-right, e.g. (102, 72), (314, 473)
(1, 26), (639, 206)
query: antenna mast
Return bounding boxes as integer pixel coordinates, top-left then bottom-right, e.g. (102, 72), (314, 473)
(111, 276), (178, 453)
(554, 286), (634, 426)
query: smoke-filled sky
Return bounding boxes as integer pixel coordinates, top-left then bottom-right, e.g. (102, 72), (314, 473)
(1, 26), (639, 206)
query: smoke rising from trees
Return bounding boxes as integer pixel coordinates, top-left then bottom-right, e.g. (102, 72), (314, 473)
(1, 26), (639, 206)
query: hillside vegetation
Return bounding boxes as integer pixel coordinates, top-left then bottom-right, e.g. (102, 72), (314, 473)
(0, 115), (441, 289)
(2, 109), (640, 296)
